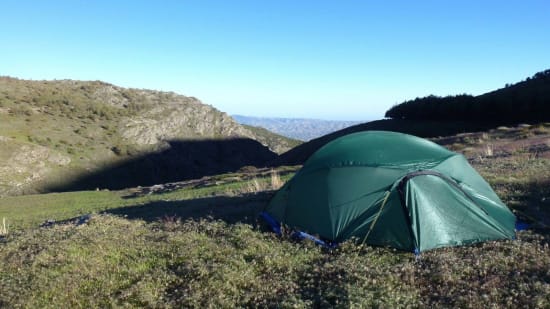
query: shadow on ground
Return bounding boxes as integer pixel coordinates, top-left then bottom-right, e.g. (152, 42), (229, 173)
(46, 138), (277, 192)
(105, 192), (273, 225)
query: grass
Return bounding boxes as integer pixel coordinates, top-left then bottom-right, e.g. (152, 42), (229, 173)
(0, 215), (423, 308)
(0, 215), (548, 307)
(1, 128), (549, 307)
(473, 155), (550, 227)
(0, 169), (295, 231)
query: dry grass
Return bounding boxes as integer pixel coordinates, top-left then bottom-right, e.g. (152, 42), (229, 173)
(0, 217), (8, 236)
(270, 170), (284, 190)
(240, 170), (285, 194)
(483, 143), (494, 157)
(244, 178), (263, 193)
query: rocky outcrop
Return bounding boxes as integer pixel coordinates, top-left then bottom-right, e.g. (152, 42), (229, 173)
(120, 102), (250, 145)
(0, 136), (71, 195)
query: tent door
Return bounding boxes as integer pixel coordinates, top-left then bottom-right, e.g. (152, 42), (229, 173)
(396, 170), (502, 252)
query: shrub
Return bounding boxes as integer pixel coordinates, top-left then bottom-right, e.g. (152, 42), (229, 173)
(111, 146), (123, 156)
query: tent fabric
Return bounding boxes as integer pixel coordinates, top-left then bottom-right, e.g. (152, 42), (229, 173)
(264, 131), (516, 252)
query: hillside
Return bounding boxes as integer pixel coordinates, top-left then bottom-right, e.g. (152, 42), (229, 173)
(385, 69), (550, 122)
(241, 124), (302, 153)
(0, 77), (295, 196)
(233, 114), (363, 141)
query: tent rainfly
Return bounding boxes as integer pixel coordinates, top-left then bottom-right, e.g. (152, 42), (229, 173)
(263, 131), (516, 252)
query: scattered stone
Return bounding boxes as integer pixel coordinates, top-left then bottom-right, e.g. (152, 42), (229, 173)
(75, 214), (91, 226)
(40, 219), (56, 227)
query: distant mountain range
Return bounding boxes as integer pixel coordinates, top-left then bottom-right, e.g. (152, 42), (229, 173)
(232, 115), (364, 141)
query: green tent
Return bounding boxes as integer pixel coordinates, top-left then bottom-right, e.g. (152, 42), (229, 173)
(265, 131), (516, 252)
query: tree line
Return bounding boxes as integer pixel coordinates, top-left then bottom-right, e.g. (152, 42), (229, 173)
(385, 69), (550, 123)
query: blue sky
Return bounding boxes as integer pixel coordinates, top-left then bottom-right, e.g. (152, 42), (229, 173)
(1, 1), (549, 120)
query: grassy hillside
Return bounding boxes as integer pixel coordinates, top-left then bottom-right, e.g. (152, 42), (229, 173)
(1, 128), (549, 307)
(0, 77), (296, 196)
(385, 69), (550, 123)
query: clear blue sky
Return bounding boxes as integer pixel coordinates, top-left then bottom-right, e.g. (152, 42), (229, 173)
(1, 1), (549, 120)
